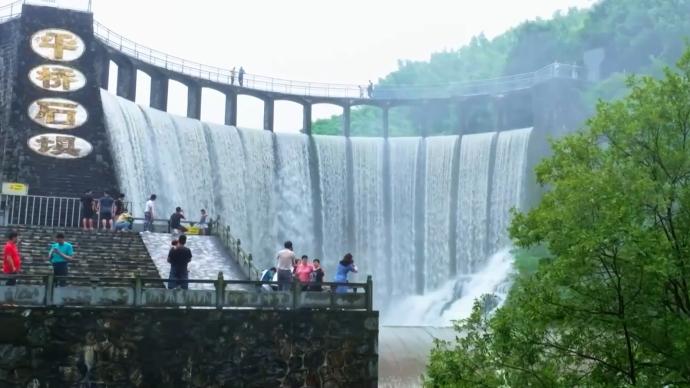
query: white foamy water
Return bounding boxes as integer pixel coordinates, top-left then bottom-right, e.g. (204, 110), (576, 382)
(383, 248), (515, 326)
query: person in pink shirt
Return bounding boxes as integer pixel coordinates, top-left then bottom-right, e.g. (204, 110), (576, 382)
(294, 255), (314, 290)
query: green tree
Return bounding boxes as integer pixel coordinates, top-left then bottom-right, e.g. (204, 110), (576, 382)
(425, 48), (690, 387)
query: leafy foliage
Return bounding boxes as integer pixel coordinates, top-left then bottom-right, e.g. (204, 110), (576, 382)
(424, 48), (690, 387)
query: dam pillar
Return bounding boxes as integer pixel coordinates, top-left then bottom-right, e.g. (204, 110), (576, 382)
(263, 97), (274, 131)
(187, 82), (202, 119)
(343, 104), (351, 137)
(94, 48), (109, 89)
(303, 101), (312, 135)
(150, 72), (169, 111)
(224, 90), (237, 126)
(116, 59), (137, 101)
(494, 96), (507, 131)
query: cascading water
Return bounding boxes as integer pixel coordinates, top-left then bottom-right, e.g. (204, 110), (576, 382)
(313, 135), (349, 276)
(101, 91), (537, 325)
(274, 132), (315, 258)
(237, 128), (276, 269)
(456, 132), (496, 274)
(350, 137), (386, 288)
(488, 128), (533, 248)
(423, 136), (458, 292)
(204, 123), (249, 249)
(388, 137), (421, 297)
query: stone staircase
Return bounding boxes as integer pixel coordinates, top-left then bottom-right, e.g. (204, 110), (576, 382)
(0, 226), (162, 286)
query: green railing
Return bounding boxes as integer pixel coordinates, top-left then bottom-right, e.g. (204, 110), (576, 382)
(210, 219), (261, 281)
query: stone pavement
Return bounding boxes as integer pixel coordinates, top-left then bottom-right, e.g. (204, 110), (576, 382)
(140, 232), (248, 290)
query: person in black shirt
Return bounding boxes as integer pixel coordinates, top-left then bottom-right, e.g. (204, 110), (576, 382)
(167, 235), (191, 289)
(80, 190), (95, 231)
(309, 259), (325, 291)
(169, 207), (187, 234)
(114, 193), (126, 217)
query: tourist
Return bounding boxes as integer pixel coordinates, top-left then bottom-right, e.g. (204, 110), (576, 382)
(114, 193), (126, 217)
(97, 191), (115, 230)
(309, 259), (325, 291)
(198, 209), (208, 235)
(166, 239), (178, 288)
(359, 85), (365, 98)
(275, 241), (296, 291)
(48, 233), (74, 287)
(238, 66), (245, 87)
(260, 267), (277, 291)
(230, 66), (236, 85)
(80, 190), (95, 231)
(167, 235), (192, 289)
(294, 255), (314, 290)
(367, 80), (374, 98)
(114, 211), (134, 232)
(2, 231), (20, 285)
(170, 207), (187, 234)
(143, 194), (157, 232)
(333, 253), (358, 293)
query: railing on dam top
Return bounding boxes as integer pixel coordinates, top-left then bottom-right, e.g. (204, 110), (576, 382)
(0, 0), (91, 22)
(0, 0), (22, 22)
(92, 19), (583, 99)
(0, 273), (374, 311)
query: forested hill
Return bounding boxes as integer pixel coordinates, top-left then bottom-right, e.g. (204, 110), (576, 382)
(313, 0), (690, 136)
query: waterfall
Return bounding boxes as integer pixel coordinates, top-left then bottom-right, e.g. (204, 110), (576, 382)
(388, 137), (421, 297)
(456, 132), (496, 274)
(274, 132), (315, 258)
(488, 128), (533, 249)
(350, 137), (385, 286)
(237, 128), (276, 269)
(423, 136), (458, 292)
(313, 135), (348, 276)
(101, 91), (538, 325)
(204, 123), (248, 250)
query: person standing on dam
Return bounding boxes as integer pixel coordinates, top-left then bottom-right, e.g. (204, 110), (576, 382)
(275, 241), (296, 291)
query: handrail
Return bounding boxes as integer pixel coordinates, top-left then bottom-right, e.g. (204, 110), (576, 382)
(0, 272), (374, 310)
(0, 0), (23, 22)
(209, 218), (261, 281)
(4, 1), (584, 99)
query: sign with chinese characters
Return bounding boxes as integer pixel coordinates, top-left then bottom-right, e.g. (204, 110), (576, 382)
(30, 28), (85, 62)
(28, 64), (86, 92)
(27, 98), (88, 130)
(27, 133), (93, 159)
(1, 182), (29, 196)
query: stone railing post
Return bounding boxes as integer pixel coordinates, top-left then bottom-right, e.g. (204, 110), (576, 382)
(45, 274), (54, 306)
(292, 279), (300, 310)
(366, 275), (373, 311)
(134, 276), (143, 306)
(215, 272), (225, 309)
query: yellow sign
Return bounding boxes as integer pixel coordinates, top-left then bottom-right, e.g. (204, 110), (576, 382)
(1, 182), (29, 196)
(30, 28), (85, 61)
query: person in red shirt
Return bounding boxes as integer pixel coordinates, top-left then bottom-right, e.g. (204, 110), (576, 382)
(3, 231), (21, 285)
(294, 255), (314, 291)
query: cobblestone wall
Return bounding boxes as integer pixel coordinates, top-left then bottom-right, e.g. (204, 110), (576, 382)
(0, 307), (379, 387)
(0, 19), (20, 182)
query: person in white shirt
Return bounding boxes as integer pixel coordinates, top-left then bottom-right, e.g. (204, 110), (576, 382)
(275, 241), (296, 291)
(143, 194), (157, 232)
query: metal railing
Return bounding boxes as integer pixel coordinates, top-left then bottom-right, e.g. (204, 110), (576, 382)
(0, 0), (22, 22)
(0, 193), (134, 229)
(0, 272), (374, 311)
(211, 218), (261, 281)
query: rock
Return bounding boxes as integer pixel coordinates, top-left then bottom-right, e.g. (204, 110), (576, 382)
(0, 345), (27, 367)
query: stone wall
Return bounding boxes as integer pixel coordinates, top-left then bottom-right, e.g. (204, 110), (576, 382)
(9, 5), (119, 197)
(0, 307), (378, 387)
(0, 19), (20, 183)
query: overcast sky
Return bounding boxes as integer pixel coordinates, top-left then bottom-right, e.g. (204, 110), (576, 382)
(87, 0), (596, 131)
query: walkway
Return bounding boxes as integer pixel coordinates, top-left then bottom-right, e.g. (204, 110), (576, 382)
(140, 232), (248, 290)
